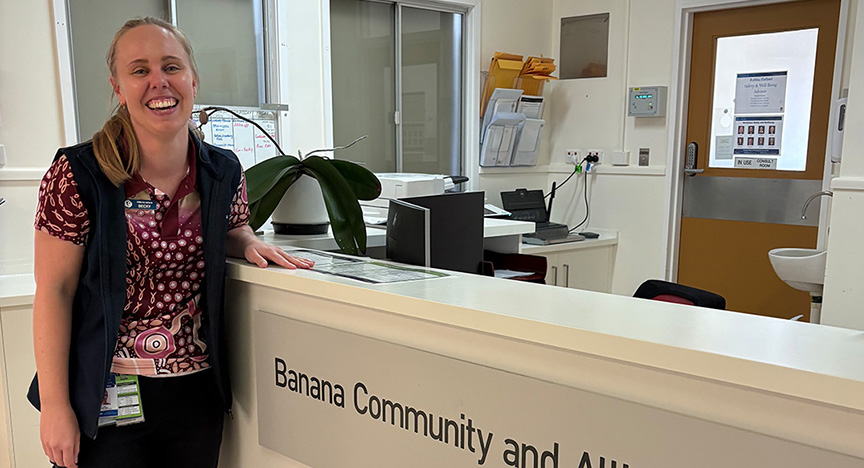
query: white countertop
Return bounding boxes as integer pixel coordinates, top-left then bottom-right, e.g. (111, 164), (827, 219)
(0, 274), (36, 308)
(520, 229), (618, 254)
(227, 253), (864, 414)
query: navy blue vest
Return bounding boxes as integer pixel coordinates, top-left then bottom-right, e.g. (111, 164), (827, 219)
(28, 134), (242, 438)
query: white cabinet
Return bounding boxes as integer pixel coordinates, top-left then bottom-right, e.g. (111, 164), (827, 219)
(0, 276), (40, 468)
(521, 231), (617, 293)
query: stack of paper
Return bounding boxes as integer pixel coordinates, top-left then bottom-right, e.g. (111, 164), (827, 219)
(516, 56), (558, 97)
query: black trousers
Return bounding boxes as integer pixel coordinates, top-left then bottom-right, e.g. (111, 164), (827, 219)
(71, 369), (224, 468)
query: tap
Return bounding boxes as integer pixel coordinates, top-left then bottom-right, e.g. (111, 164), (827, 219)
(801, 191), (832, 219)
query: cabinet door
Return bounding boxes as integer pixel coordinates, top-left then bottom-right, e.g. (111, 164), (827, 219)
(558, 247), (613, 293)
(0, 305), (41, 467)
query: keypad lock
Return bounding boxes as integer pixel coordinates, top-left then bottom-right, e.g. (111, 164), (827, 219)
(683, 142), (703, 176)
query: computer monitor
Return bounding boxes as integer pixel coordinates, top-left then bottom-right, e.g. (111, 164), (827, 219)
(386, 199), (431, 268)
(387, 191), (485, 274)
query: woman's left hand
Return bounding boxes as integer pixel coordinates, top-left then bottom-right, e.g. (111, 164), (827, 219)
(227, 225), (315, 269)
(243, 239), (315, 269)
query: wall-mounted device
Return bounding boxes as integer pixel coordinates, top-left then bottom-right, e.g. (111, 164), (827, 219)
(628, 86), (667, 117)
(831, 93), (847, 163)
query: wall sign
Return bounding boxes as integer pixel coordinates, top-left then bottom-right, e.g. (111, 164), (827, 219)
(733, 116), (783, 156)
(252, 310), (861, 468)
(734, 71), (787, 114)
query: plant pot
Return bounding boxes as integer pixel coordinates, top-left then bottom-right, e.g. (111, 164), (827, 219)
(271, 174), (330, 235)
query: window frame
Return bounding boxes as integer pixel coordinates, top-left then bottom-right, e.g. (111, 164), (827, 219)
(323, 0), (481, 187)
(51, 0), (288, 149)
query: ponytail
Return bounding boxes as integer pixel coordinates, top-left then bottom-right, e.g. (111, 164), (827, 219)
(92, 105), (141, 186)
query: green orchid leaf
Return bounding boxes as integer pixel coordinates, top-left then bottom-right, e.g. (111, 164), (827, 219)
(329, 159), (382, 201)
(301, 156), (367, 255)
(247, 171), (302, 231)
(245, 155), (302, 203)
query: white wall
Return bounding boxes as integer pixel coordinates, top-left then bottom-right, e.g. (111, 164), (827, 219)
(0, 1), (66, 275)
(475, 0), (554, 205)
(822, 0), (864, 329)
(540, 0), (674, 295)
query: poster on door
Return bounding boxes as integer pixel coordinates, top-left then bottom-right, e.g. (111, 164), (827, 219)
(735, 71), (788, 114)
(733, 116), (783, 156)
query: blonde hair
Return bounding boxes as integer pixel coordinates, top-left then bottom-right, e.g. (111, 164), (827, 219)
(92, 17), (200, 186)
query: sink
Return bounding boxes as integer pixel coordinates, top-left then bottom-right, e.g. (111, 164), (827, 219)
(768, 248), (827, 295)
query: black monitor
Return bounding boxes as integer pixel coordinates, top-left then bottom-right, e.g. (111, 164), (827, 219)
(386, 191), (485, 274)
(386, 199), (431, 267)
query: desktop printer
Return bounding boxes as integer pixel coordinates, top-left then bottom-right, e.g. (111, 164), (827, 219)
(366, 173), (470, 208)
(500, 188), (570, 241)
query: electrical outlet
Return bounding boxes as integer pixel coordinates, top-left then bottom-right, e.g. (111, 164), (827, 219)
(565, 149), (582, 164)
(586, 149), (604, 164)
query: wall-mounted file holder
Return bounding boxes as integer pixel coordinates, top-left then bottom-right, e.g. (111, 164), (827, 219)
(479, 91), (545, 167)
(511, 118), (544, 166)
(481, 88), (523, 145)
(480, 113), (526, 167)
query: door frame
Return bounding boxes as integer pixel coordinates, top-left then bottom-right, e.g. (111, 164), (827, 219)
(663, 0), (850, 281)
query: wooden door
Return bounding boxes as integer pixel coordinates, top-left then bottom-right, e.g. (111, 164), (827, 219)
(678, 0), (840, 319)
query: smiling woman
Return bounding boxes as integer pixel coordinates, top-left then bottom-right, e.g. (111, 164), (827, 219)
(28, 17), (313, 468)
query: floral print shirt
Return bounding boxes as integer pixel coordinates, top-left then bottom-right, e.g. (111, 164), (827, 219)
(35, 149), (249, 376)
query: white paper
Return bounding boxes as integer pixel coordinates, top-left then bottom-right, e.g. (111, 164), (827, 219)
(732, 116), (783, 157)
(290, 250), (449, 283)
(232, 121), (256, 169)
(715, 135), (734, 160)
(210, 118), (234, 150)
(734, 71), (788, 114)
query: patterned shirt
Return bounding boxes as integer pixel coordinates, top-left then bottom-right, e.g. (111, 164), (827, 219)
(35, 147), (249, 376)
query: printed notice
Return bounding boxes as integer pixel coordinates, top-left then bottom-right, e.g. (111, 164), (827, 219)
(715, 135), (733, 160)
(733, 116), (783, 157)
(290, 249), (449, 283)
(735, 71), (788, 114)
(734, 157), (778, 170)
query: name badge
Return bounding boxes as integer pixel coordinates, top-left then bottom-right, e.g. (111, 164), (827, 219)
(98, 374), (145, 427)
(125, 199), (159, 210)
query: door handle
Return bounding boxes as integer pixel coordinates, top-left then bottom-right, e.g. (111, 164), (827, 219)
(551, 266), (558, 286)
(563, 264), (570, 288)
(684, 142), (703, 176)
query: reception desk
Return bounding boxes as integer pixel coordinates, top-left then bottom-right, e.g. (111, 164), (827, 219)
(3, 253), (864, 467)
(219, 254), (864, 468)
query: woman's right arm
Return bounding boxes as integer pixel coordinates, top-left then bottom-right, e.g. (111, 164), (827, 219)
(33, 229), (85, 468)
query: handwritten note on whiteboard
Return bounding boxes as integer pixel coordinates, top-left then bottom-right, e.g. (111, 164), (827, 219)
(192, 106), (280, 170)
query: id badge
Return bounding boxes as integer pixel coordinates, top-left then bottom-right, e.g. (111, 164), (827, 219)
(98, 374), (145, 427)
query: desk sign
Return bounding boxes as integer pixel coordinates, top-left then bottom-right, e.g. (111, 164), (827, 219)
(253, 310), (860, 468)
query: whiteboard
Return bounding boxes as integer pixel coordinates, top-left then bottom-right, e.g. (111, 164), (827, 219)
(192, 106), (279, 170)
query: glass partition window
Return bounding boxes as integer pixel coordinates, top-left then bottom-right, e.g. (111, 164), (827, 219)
(709, 29), (819, 171)
(67, 0), (265, 141)
(330, 0), (464, 176)
(176, 0), (263, 108)
(330, 0), (396, 173)
(400, 6), (462, 175)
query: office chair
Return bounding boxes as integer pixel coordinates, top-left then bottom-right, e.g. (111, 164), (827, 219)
(633, 279), (726, 310)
